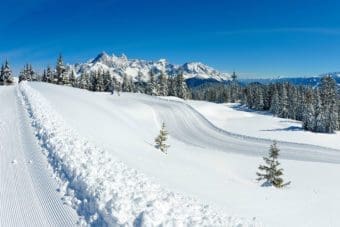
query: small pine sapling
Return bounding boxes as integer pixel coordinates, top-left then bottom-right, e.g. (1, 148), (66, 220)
(155, 122), (170, 154)
(257, 141), (290, 188)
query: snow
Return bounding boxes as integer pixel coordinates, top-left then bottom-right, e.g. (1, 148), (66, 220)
(19, 82), (257, 226)
(187, 101), (340, 150)
(27, 82), (340, 227)
(0, 85), (78, 226)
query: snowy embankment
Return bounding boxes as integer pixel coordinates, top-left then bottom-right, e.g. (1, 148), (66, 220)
(19, 82), (258, 226)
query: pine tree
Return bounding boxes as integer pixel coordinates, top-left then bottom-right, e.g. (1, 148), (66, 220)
(56, 54), (66, 84)
(0, 64), (4, 84)
(19, 64), (29, 82)
(0, 60), (14, 85)
(303, 101), (315, 131)
(122, 74), (134, 92)
(270, 87), (280, 116)
(167, 77), (177, 96)
(79, 73), (90, 90)
(46, 65), (53, 83)
(130, 76), (136, 92)
(42, 70), (48, 82)
(230, 71), (239, 102)
(279, 84), (289, 118)
(302, 89), (315, 131)
(254, 86), (264, 110)
(176, 72), (189, 99)
(103, 71), (112, 92)
(154, 122), (170, 154)
(314, 89), (326, 132)
(147, 70), (158, 95)
(287, 85), (298, 119)
(28, 64), (37, 81)
(295, 87), (305, 121)
(136, 71), (144, 93)
(69, 70), (76, 86)
(256, 141), (290, 188)
(116, 81), (122, 96)
(61, 71), (70, 85)
(96, 71), (105, 91)
(158, 72), (168, 96)
(319, 76), (338, 133)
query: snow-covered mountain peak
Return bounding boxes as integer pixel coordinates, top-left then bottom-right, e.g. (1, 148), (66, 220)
(91, 51), (111, 64)
(180, 62), (230, 80)
(73, 52), (230, 82)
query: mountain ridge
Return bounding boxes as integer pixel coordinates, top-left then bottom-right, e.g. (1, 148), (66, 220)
(67, 52), (230, 83)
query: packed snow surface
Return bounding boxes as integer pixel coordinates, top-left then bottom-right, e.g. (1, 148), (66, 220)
(19, 82), (258, 226)
(28, 82), (340, 227)
(0, 85), (79, 226)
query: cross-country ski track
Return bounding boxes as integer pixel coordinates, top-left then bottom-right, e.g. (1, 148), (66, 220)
(0, 85), (79, 226)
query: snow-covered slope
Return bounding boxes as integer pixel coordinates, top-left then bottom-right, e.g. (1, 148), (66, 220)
(19, 82), (258, 226)
(186, 101), (340, 150)
(68, 52), (230, 82)
(27, 82), (340, 227)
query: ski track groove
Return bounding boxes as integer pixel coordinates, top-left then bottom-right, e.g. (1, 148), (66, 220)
(0, 86), (79, 227)
(130, 94), (340, 164)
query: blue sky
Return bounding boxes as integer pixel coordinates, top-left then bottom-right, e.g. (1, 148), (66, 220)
(1, 0), (340, 77)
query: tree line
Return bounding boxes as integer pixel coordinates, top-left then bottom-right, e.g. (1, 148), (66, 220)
(0, 60), (14, 85)
(192, 76), (340, 133)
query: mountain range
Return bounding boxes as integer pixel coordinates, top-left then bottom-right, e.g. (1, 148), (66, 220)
(65, 52), (339, 88)
(67, 52), (230, 83)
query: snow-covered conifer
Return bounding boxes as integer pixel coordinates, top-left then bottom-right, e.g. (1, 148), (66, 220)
(103, 71), (112, 92)
(176, 72), (189, 99)
(302, 90), (316, 131)
(318, 76), (338, 133)
(257, 141), (290, 188)
(158, 72), (168, 96)
(155, 122), (170, 154)
(0, 60), (14, 85)
(42, 70), (48, 82)
(279, 84), (289, 118)
(147, 70), (158, 95)
(55, 54), (66, 84)
(314, 89), (326, 132)
(46, 65), (53, 83)
(95, 71), (105, 91)
(69, 70), (76, 87)
(270, 87), (280, 116)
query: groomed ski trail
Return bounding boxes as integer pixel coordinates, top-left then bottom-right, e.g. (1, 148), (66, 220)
(0, 85), (79, 226)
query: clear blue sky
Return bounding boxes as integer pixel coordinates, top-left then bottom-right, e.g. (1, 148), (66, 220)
(1, 0), (340, 77)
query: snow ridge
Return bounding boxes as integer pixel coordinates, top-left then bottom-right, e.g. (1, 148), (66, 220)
(19, 82), (259, 226)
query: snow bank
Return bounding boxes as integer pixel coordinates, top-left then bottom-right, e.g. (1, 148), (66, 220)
(19, 82), (259, 226)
